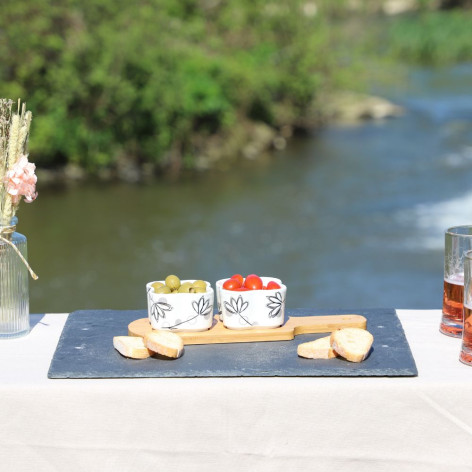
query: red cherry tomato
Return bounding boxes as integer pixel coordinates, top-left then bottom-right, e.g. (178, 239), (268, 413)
(262, 285), (268, 290)
(223, 278), (241, 290)
(231, 274), (244, 286)
(234, 287), (250, 291)
(267, 281), (281, 290)
(244, 274), (263, 290)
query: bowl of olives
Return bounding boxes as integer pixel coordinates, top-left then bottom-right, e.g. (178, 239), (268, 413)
(146, 275), (214, 331)
(216, 274), (286, 330)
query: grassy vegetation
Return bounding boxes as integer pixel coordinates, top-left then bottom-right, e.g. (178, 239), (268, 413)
(387, 10), (472, 64)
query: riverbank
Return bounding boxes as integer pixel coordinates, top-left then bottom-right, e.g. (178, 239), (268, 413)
(35, 91), (405, 185)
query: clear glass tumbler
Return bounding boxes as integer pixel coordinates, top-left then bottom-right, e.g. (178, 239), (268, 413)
(460, 250), (472, 365)
(441, 226), (472, 338)
(0, 216), (29, 338)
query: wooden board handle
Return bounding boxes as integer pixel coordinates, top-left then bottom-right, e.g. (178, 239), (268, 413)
(284, 314), (367, 335)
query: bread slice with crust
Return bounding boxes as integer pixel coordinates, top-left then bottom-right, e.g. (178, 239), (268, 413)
(297, 335), (338, 359)
(113, 336), (153, 359)
(144, 330), (184, 359)
(330, 328), (373, 363)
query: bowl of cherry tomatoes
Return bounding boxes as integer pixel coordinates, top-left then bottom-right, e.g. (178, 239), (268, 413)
(216, 274), (287, 330)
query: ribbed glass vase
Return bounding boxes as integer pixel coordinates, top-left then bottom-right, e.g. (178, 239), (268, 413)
(0, 216), (29, 338)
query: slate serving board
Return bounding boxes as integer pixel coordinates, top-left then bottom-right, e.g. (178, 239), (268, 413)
(48, 308), (417, 378)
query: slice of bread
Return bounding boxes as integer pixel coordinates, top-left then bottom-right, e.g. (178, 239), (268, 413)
(330, 328), (373, 363)
(144, 330), (184, 359)
(297, 335), (338, 359)
(113, 336), (153, 359)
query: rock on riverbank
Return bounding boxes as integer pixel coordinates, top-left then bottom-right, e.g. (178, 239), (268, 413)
(323, 92), (404, 125)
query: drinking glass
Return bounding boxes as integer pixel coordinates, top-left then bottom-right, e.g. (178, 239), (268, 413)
(460, 250), (472, 365)
(441, 226), (472, 337)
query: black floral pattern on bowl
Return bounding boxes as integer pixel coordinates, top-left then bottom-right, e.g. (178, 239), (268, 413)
(266, 292), (284, 318)
(166, 295), (213, 329)
(149, 298), (173, 323)
(192, 297), (212, 318)
(224, 295), (252, 326)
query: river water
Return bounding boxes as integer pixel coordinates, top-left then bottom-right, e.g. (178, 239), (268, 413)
(20, 64), (472, 314)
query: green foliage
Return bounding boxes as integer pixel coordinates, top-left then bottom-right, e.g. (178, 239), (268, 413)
(0, 0), (345, 171)
(387, 11), (472, 64)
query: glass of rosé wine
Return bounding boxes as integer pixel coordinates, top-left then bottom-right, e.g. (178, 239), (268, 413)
(441, 226), (472, 337)
(460, 251), (472, 365)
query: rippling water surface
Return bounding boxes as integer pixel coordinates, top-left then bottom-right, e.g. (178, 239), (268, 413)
(21, 64), (472, 313)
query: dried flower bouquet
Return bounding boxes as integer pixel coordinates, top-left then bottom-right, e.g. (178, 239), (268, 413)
(0, 99), (38, 279)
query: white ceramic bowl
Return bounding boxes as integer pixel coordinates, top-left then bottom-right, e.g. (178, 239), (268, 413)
(146, 280), (214, 331)
(217, 277), (286, 329)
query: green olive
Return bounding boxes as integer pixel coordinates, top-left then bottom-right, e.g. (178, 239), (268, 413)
(193, 280), (207, 290)
(151, 281), (164, 292)
(178, 282), (193, 293)
(194, 286), (206, 293)
(155, 285), (171, 294)
(165, 275), (181, 290)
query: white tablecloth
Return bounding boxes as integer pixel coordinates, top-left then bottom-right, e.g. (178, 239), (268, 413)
(1, 310), (471, 471)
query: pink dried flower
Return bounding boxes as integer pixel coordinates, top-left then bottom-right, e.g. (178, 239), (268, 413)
(4, 154), (38, 204)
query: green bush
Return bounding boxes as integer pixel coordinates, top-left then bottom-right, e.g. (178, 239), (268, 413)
(0, 0), (343, 171)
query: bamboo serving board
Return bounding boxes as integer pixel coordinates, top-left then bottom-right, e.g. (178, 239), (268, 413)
(128, 314), (367, 345)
